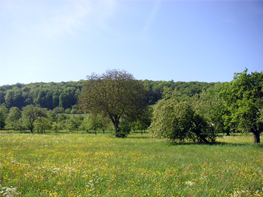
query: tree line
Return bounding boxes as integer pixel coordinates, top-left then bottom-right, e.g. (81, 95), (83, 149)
(0, 80), (216, 110)
(0, 81), (85, 112)
(1, 69), (261, 143)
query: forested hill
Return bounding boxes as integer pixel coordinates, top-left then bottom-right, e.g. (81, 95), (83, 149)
(0, 80), (218, 111)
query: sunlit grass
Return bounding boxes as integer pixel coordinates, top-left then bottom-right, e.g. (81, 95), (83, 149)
(0, 133), (262, 196)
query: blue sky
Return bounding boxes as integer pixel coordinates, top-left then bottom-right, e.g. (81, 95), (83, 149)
(1, 0), (263, 86)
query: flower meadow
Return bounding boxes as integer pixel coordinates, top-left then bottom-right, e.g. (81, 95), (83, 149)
(0, 133), (262, 196)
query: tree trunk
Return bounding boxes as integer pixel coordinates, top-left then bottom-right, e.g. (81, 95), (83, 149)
(114, 123), (119, 137)
(192, 129), (210, 144)
(199, 134), (210, 144)
(253, 131), (260, 143)
(109, 115), (121, 137)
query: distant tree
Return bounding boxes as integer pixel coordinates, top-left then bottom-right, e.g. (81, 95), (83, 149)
(52, 122), (63, 133)
(22, 105), (47, 133)
(5, 90), (14, 108)
(45, 107), (65, 131)
(53, 107), (65, 115)
(219, 69), (263, 143)
(0, 111), (6, 129)
(71, 109), (78, 114)
(79, 69), (148, 137)
(57, 114), (68, 123)
(0, 91), (5, 105)
(100, 113), (111, 134)
(132, 106), (153, 134)
(0, 104), (9, 118)
(192, 84), (229, 136)
(16, 118), (26, 132)
(65, 108), (71, 114)
(59, 93), (72, 109)
(34, 117), (51, 133)
(52, 93), (60, 109)
(7, 107), (21, 122)
(80, 113), (101, 135)
(5, 107), (22, 131)
(0, 104), (8, 129)
(65, 115), (81, 132)
(47, 110), (56, 122)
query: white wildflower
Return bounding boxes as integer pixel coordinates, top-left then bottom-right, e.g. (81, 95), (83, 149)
(185, 181), (195, 186)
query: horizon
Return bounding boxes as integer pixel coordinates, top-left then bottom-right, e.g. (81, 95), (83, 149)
(1, 0), (263, 86)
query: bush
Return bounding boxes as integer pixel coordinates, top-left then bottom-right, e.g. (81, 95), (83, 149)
(150, 90), (217, 144)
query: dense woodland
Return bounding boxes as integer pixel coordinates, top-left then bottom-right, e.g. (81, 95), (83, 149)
(0, 80), (216, 110)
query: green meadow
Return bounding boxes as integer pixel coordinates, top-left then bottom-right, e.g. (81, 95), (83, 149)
(0, 132), (262, 197)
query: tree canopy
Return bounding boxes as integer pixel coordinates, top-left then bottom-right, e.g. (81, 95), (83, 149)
(219, 69), (263, 143)
(150, 89), (217, 144)
(78, 69), (148, 137)
(22, 105), (47, 133)
(0, 80), (217, 110)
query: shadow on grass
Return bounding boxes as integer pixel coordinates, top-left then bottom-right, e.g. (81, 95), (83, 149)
(164, 141), (263, 148)
(127, 136), (152, 139)
(165, 141), (254, 147)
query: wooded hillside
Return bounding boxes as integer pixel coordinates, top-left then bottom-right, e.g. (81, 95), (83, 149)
(0, 80), (217, 110)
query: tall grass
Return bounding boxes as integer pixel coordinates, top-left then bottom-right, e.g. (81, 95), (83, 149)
(0, 133), (262, 196)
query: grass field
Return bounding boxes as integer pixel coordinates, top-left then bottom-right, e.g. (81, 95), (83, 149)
(0, 132), (262, 196)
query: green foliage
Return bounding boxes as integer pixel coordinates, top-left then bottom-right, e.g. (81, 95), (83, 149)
(116, 118), (132, 137)
(51, 122), (63, 133)
(5, 107), (22, 131)
(219, 69), (263, 143)
(0, 104), (8, 129)
(65, 108), (71, 114)
(0, 80), (216, 111)
(33, 117), (52, 133)
(79, 113), (110, 135)
(0, 81), (85, 110)
(142, 80), (217, 104)
(0, 104), (9, 118)
(151, 90), (217, 143)
(47, 111), (56, 122)
(79, 69), (148, 137)
(7, 107), (21, 122)
(192, 84), (229, 135)
(53, 107), (64, 114)
(64, 115), (82, 132)
(132, 106), (153, 133)
(22, 105), (47, 133)
(0, 111), (6, 129)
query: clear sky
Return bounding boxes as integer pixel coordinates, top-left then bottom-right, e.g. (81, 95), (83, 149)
(1, 0), (263, 86)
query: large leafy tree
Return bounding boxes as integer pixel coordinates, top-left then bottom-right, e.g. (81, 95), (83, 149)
(78, 69), (148, 137)
(219, 69), (263, 143)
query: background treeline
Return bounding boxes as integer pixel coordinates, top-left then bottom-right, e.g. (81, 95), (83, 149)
(0, 80), (217, 110)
